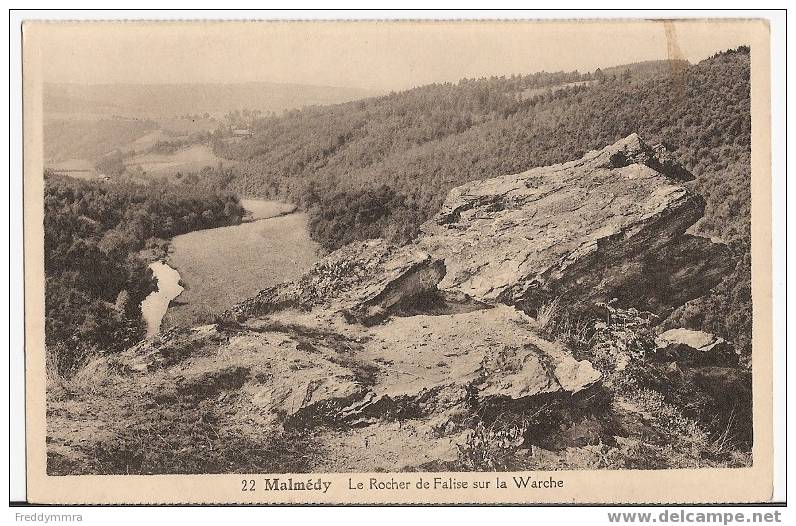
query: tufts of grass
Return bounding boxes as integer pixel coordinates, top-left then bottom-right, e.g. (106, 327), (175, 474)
(534, 296), (561, 333)
(45, 347), (66, 397)
(458, 412), (531, 472)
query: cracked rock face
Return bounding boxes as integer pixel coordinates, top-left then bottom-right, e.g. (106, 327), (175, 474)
(418, 133), (733, 317)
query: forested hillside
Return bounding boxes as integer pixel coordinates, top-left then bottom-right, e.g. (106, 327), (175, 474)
(211, 47), (752, 354)
(44, 174), (245, 375)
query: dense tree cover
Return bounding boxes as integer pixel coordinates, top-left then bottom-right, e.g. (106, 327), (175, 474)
(213, 69), (591, 191)
(215, 51), (749, 245)
(599, 58), (690, 84)
(44, 173), (246, 375)
(206, 48), (752, 355)
(306, 185), (426, 249)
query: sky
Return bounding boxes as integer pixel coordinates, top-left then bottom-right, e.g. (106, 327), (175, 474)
(31, 19), (755, 91)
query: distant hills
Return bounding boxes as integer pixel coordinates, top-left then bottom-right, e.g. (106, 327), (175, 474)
(43, 81), (380, 119)
(43, 61), (690, 121)
(43, 81), (379, 168)
(41, 60), (689, 166)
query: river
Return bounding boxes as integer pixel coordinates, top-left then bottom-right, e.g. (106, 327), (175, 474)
(141, 260), (184, 337)
(139, 199), (321, 334)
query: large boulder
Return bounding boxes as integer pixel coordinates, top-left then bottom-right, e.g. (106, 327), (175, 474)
(653, 328), (739, 366)
(418, 134), (734, 317)
(233, 135), (732, 323)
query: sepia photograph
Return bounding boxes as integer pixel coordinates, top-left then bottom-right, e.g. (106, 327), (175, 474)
(19, 15), (776, 505)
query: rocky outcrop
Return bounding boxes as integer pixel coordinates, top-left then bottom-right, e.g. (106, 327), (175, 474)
(216, 135), (736, 467)
(417, 133), (733, 318)
(231, 135), (731, 325)
(48, 135), (743, 474)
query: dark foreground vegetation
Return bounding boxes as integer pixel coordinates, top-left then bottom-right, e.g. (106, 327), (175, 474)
(207, 47), (752, 358)
(44, 173), (245, 375)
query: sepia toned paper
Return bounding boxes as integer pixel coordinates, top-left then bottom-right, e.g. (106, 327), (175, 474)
(23, 18), (773, 505)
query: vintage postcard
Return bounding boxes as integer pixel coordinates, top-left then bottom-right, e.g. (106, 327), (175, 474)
(22, 17), (773, 504)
